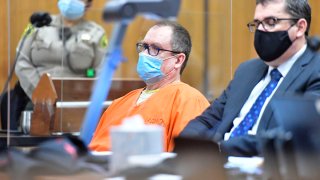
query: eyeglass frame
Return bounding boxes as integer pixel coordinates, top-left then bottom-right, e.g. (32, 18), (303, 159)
(247, 17), (300, 32)
(136, 42), (181, 56)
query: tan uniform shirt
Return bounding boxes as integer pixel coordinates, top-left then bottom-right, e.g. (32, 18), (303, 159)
(15, 15), (107, 98)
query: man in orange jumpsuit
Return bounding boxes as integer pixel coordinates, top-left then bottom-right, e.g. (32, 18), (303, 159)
(89, 21), (209, 152)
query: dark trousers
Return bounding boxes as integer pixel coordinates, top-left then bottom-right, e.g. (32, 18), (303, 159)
(0, 82), (31, 130)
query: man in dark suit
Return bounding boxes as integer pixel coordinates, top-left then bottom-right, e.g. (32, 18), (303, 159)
(180, 0), (320, 157)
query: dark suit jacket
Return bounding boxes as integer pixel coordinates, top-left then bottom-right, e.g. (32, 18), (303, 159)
(180, 47), (320, 157)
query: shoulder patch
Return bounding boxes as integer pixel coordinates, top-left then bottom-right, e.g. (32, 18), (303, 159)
(99, 34), (108, 48)
(22, 23), (36, 37)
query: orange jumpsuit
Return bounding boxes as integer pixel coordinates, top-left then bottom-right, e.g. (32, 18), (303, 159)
(89, 82), (209, 152)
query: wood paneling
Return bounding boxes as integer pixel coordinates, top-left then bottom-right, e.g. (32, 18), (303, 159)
(1, 0), (320, 99)
(0, 0), (8, 90)
(309, 1), (320, 35)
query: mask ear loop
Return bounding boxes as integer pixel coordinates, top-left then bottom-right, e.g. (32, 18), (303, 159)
(165, 53), (184, 73)
(287, 19), (300, 43)
(157, 55), (180, 84)
(288, 27), (298, 44)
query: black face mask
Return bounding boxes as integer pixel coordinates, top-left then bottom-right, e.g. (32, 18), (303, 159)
(254, 29), (293, 62)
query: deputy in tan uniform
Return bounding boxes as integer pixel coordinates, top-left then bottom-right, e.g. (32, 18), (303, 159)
(0, 0), (107, 130)
(16, 0), (108, 99)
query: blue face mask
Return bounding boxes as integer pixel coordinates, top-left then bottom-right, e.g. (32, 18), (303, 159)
(136, 53), (164, 84)
(58, 0), (85, 20)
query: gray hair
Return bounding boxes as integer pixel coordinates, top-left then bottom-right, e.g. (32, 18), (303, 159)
(153, 21), (192, 74)
(256, 0), (311, 36)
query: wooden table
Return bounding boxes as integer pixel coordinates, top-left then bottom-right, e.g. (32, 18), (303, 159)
(0, 132), (65, 147)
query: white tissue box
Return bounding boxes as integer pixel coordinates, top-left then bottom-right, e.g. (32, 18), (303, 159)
(110, 115), (164, 172)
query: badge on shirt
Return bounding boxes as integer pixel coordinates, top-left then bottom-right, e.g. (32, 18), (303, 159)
(99, 35), (108, 48)
(81, 33), (91, 41)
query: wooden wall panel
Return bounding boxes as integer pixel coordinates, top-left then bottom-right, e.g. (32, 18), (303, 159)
(309, 1), (320, 35)
(232, 0), (256, 70)
(0, 0), (8, 90)
(1, 0), (320, 99)
(205, 0), (232, 98)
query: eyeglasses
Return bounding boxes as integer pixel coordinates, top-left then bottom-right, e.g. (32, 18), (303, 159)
(247, 17), (299, 32)
(136, 42), (180, 56)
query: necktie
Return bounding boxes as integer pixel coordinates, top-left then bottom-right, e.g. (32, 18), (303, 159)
(230, 69), (282, 138)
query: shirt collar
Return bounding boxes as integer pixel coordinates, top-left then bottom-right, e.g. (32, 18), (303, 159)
(268, 44), (307, 77)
